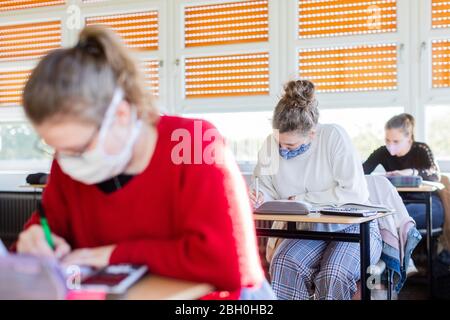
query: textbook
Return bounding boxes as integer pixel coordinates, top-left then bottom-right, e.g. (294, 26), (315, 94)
(319, 203), (393, 213)
(254, 200), (392, 215)
(319, 207), (379, 217)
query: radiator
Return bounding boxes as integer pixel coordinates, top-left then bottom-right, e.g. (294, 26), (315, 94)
(0, 192), (40, 247)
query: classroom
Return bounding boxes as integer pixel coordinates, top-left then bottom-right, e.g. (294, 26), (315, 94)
(0, 0), (449, 306)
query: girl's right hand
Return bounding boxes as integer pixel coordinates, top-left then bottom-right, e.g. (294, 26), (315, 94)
(249, 190), (264, 208)
(17, 225), (71, 259)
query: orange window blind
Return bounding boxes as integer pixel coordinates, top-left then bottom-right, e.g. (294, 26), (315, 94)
(432, 40), (450, 88)
(299, 44), (397, 92)
(432, 0), (450, 29)
(184, 52), (269, 98)
(0, 69), (31, 107)
(299, 0), (397, 39)
(0, 20), (61, 62)
(184, 0), (269, 48)
(86, 11), (159, 51)
(141, 59), (159, 97)
(0, 0), (64, 12)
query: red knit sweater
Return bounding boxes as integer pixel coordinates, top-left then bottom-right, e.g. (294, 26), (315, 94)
(23, 115), (264, 298)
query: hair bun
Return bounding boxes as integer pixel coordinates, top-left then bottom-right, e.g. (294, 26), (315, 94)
(76, 35), (104, 57)
(282, 80), (315, 109)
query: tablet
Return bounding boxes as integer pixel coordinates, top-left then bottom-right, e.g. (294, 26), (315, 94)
(80, 264), (148, 295)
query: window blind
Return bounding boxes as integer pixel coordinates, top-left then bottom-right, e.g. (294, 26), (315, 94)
(298, 0), (397, 39)
(141, 59), (159, 96)
(184, 52), (269, 98)
(0, 20), (61, 62)
(184, 0), (269, 48)
(0, 69), (31, 107)
(299, 44), (397, 92)
(432, 40), (450, 88)
(86, 11), (159, 51)
(432, 0), (450, 29)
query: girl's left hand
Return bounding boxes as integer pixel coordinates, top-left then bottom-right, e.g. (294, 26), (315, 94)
(61, 245), (116, 268)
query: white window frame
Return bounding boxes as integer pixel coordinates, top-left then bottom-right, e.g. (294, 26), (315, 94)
(0, 3), (69, 172)
(173, 0), (281, 115)
(0, 0), (166, 172)
(286, 0), (410, 111)
(418, 0), (450, 171)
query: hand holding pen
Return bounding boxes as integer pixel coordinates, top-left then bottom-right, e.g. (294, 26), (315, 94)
(249, 177), (264, 209)
(16, 201), (71, 259)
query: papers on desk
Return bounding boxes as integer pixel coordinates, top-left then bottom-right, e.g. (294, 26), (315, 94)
(422, 180), (445, 190)
(318, 203), (393, 213)
(254, 200), (393, 215)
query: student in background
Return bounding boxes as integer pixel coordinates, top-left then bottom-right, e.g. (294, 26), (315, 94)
(14, 25), (274, 300)
(250, 80), (382, 300)
(363, 113), (444, 229)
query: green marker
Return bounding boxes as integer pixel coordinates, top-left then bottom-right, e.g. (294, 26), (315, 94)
(38, 202), (55, 250)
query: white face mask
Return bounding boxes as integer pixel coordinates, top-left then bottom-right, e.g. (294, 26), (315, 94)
(386, 138), (410, 156)
(57, 88), (143, 185)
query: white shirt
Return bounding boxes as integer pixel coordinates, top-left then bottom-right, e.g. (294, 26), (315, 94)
(253, 123), (369, 232)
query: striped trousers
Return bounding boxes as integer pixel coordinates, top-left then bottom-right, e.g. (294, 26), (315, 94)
(270, 222), (382, 300)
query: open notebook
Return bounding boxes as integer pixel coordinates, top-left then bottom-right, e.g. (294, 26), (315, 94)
(254, 200), (392, 215)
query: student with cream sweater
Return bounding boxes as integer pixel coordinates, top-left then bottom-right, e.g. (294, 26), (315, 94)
(250, 80), (382, 300)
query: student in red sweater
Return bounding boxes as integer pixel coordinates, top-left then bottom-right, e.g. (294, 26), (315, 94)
(16, 25), (274, 300)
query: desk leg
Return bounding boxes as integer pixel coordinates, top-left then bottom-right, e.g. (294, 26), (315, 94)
(426, 192), (433, 299)
(360, 221), (371, 301)
(287, 222), (296, 231)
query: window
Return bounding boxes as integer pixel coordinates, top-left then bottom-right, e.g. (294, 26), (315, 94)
(295, 0), (402, 100)
(426, 105), (450, 161)
(183, 111), (272, 164)
(178, 0), (275, 112)
(0, 122), (50, 163)
(320, 106), (404, 160)
(0, 0), (449, 174)
(0, 1), (162, 172)
(421, 0), (450, 169)
(185, 107), (405, 164)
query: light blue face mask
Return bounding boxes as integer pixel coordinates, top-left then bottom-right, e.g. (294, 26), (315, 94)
(279, 143), (311, 160)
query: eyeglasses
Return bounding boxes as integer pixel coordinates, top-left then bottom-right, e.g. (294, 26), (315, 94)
(34, 139), (54, 157)
(34, 127), (99, 158)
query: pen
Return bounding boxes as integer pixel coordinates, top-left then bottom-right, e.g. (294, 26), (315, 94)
(38, 202), (55, 250)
